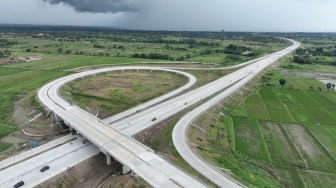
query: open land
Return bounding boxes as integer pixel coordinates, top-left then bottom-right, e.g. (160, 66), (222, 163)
(1, 28), (336, 187)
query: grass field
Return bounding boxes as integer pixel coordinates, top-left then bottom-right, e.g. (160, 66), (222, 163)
(61, 70), (188, 118)
(6, 54), (158, 70)
(233, 117), (271, 162)
(286, 78), (327, 91)
(2, 34), (290, 66)
(0, 142), (13, 152)
(0, 69), (68, 124)
(0, 67), (27, 76)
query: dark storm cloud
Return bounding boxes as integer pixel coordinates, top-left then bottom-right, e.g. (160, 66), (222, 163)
(43, 0), (138, 13)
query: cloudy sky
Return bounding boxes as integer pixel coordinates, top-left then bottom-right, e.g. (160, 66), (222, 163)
(0, 0), (335, 32)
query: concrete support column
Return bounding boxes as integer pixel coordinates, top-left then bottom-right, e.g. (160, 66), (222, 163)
(122, 165), (131, 174)
(69, 126), (73, 132)
(54, 114), (58, 122)
(106, 154), (112, 165)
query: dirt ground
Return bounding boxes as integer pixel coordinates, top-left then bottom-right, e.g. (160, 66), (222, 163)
(0, 95), (70, 160)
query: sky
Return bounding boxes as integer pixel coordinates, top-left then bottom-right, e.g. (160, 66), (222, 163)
(0, 0), (335, 32)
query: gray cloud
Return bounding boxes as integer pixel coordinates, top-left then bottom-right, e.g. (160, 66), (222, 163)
(43, 0), (138, 13)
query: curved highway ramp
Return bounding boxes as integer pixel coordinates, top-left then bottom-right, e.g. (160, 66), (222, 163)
(38, 68), (207, 188)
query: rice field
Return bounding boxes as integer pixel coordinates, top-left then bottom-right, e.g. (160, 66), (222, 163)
(282, 123), (336, 170)
(258, 121), (303, 165)
(233, 117), (271, 162)
(245, 93), (271, 120)
(306, 124), (336, 160)
(231, 78), (336, 187)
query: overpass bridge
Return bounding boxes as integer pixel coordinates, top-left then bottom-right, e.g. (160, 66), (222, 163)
(38, 67), (207, 188)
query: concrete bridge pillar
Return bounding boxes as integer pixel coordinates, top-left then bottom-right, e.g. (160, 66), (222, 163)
(106, 154), (112, 165)
(122, 165), (131, 174)
(54, 114), (58, 123)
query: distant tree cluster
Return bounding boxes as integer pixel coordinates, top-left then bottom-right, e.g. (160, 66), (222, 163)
(224, 44), (251, 55)
(295, 47), (336, 57)
(0, 49), (11, 58)
(132, 53), (173, 60)
(0, 39), (18, 48)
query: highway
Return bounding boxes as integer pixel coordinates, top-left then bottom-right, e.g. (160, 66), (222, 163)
(37, 67), (207, 188)
(0, 68), (201, 188)
(172, 39), (300, 187)
(0, 136), (100, 188)
(0, 38), (299, 187)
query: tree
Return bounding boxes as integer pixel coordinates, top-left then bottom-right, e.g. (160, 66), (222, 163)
(279, 79), (286, 86)
(309, 86), (314, 90)
(318, 87), (322, 91)
(326, 83), (332, 90)
(332, 84), (335, 89)
(65, 50), (72, 54)
(26, 49), (31, 52)
(58, 47), (62, 54)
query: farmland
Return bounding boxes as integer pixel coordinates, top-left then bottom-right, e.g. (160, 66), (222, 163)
(230, 77), (336, 186)
(1, 27), (336, 187)
(188, 57), (336, 187)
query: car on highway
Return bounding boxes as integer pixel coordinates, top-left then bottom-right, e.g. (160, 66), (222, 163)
(152, 117), (156, 121)
(13, 181), (24, 188)
(184, 102), (188, 105)
(40, 165), (50, 172)
(83, 139), (90, 144)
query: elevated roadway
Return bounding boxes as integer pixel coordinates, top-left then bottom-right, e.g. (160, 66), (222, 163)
(37, 67), (207, 188)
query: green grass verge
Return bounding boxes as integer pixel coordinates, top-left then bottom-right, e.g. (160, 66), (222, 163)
(0, 142), (13, 152)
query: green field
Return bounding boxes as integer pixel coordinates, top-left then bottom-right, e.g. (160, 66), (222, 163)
(233, 117), (271, 162)
(299, 170), (336, 188)
(258, 121), (303, 165)
(229, 76), (336, 187)
(282, 123), (336, 170)
(6, 54), (157, 70)
(287, 78), (327, 91)
(259, 87), (281, 101)
(307, 124), (336, 160)
(61, 71), (188, 118)
(245, 93), (271, 120)
(0, 67), (27, 76)
(270, 165), (306, 188)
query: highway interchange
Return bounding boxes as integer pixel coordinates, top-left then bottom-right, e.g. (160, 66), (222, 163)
(0, 38), (300, 188)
